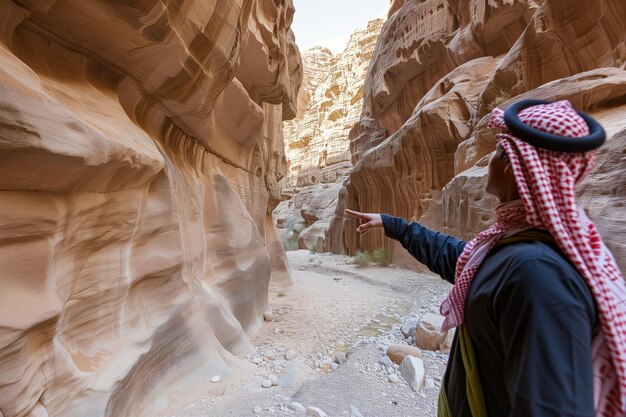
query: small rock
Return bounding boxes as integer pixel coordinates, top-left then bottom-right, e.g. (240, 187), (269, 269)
(387, 344), (423, 365)
(399, 355), (425, 391)
(262, 379), (272, 388)
(335, 351), (347, 364)
(269, 374), (279, 386)
(440, 329), (455, 353)
(289, 402), (307, 413)
(210, 375), (220, 383)
(287, 401), (306, 413)
(386, 366), (395, 375)
(388, 374), (400, 383)
(285, 349), (297, 360)
(378, 354), (393, 368)
(349, 405), (365, 417)
(401, 318), (419, 339)
(263, 311), (274, 322)
(264, 349), (277, 360)
(415, 313), (447, 351)
(425, 377), (436, 389)
(330, 362), (338, 370)
(306, 406), (328, 417)
(279, 360), (313, 388)
(253, 406), (262, 414)
(252, 357), (263, 365)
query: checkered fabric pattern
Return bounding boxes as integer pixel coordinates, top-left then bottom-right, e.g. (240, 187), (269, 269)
(440, 100), (626, 416)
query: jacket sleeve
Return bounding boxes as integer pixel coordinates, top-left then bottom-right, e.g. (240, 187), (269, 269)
(495, 255), (597, 417)
(380, 214), (466, 284)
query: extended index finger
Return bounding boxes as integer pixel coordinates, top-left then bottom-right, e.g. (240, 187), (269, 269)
(344, 208), (367, 220)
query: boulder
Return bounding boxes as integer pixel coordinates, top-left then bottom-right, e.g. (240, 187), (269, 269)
(387, 344), (423, 365)
(415, 313), (447, 351)
(399, 355), (425, 391)
(400, 317), (419, 339)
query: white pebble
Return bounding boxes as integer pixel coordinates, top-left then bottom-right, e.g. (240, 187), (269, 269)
(210, 376), (220, 383)
(269, 374), (279, 386)
(262, 379), (272, 388)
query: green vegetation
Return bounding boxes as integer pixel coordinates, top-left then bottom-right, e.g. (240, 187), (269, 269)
(352, 247), (390, 267)
(372, 247), (390, 266)
(310, 245), (317, 254)
(352, 249), (372, 267)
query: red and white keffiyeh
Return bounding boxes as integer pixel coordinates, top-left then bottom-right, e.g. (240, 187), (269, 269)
(439, 100), (626, 416)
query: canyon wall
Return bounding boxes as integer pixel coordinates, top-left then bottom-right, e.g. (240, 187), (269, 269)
(0, 1), (301, 416)
(274, 19), (383, 251)
(333, 0), (626, 271)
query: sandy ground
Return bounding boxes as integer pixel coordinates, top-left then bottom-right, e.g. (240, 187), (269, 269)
(159, 250), (452, 417)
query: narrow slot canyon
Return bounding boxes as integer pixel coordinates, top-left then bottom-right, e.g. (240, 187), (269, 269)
(0, 1), (625, 417)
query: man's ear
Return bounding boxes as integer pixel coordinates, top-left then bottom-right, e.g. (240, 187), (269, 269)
(503, 162), (514, 175)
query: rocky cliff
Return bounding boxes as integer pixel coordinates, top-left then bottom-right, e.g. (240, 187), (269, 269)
(0, 1), (301, 416)
(333, 0), (626, 271)
(275, 19), (384, 251)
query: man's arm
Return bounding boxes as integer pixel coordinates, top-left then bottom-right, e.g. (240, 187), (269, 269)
(495, 255), (596, 417)
(380, 214), (466, 284)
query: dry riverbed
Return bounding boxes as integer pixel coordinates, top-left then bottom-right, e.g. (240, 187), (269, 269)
(160, 250), (452, 417)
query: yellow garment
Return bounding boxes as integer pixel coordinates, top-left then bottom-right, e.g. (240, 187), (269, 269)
(437, 325), (487, 417)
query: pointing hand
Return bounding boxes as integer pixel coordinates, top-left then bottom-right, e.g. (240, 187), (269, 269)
(344, 209), (383, 234)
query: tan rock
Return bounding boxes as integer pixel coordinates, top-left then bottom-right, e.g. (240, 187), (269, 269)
(275, 19), (384, 252)
(333, 0), (626, 274)
(0, 1), (301, 416)
(440, 329), (456, 354)
(386, 344), (423, 365)
(414, 313), (447, 351)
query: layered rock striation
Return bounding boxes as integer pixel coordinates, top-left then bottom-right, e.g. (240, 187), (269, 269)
(275, 19), (383, 250)
(0, 1), (301, 416)
(333, 0), (626, 271)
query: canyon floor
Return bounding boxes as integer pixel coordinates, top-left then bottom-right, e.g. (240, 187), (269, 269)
(159, 250), (452, 417)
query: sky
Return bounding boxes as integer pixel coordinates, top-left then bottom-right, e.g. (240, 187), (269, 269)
(291, 0), (389, 54)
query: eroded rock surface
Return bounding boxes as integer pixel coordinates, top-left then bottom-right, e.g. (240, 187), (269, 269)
(274, 19), (383, 251)
(0, 1), (301, 416)
(335, 0), (626, 271)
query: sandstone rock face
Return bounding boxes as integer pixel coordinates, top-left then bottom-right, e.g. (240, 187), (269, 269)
(275, 19), (384, 250)
(337, 0), (626, 272)
(0, 1), (301, 416)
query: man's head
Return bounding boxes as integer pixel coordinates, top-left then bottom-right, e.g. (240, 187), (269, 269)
(485, 99), (604, 204)
(485, 143), (519, 203)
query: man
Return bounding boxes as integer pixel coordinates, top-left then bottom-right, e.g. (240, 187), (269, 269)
(345, 100), (626, 417)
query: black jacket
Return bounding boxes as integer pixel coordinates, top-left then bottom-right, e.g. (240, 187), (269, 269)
(381, 214), (597, 417)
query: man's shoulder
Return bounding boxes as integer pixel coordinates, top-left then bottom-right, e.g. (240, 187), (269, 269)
(488, 241), (592, 303)
(491, 239), (571, 268)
